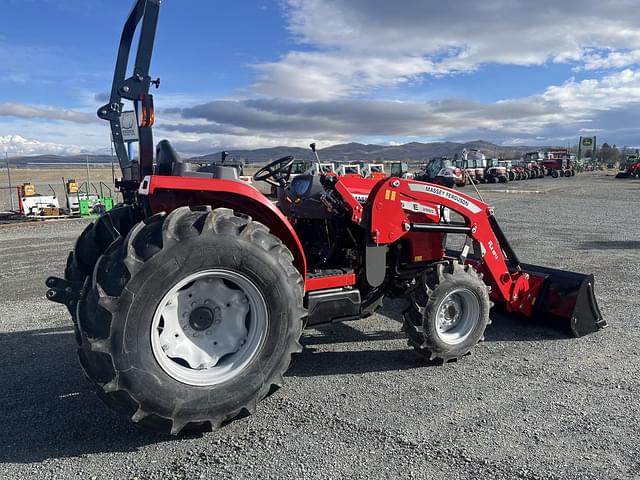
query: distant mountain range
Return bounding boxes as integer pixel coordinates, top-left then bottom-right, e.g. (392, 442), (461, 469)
(192, 140), (544, 164)
(8, 154), (115, 165)
(9, 140), (547, 166)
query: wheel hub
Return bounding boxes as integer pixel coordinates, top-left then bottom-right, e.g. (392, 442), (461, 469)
(151, 270), (269, 386)
(189, 306), (216, 331)
(439, 299), (462, 329)
(434, 288), (481, 345)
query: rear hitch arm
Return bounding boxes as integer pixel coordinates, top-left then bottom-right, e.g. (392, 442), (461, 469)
(45, 277), (83, 310)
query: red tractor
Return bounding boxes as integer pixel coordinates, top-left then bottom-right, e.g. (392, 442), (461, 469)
(616, 155), (640, 178)
(542, 150), (575, 178)
(45, 0), (605, 435)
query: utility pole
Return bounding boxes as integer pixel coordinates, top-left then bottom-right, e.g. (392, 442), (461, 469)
(85, 154), (91, 189)
(5, 152), (14, 211)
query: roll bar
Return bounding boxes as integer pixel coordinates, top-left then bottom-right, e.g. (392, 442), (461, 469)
(97, 0), (161, 183)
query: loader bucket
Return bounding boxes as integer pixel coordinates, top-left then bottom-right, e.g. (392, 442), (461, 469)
(522, 263), (606, 337)
(615, 172), (632, 178)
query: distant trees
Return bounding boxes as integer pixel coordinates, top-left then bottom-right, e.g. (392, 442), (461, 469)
(599, 143), (620, 164)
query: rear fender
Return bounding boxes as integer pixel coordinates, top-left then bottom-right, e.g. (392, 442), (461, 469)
(139, 175), (307, 275)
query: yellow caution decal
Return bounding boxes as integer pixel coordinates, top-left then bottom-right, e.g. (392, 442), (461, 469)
(384, 190), (397, 201)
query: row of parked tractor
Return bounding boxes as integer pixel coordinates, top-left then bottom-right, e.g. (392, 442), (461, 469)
(264, 158), (413, 195)
(413, 148), (576, 188)
(211, 146), (579, 193)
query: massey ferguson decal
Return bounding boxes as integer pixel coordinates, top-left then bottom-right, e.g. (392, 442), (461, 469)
(407, 183), (481, 214)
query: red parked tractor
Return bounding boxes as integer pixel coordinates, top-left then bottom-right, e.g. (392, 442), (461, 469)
(45, 0), (605, 435)
(542, 150), (575, 178)
(616, 154), (640, 178)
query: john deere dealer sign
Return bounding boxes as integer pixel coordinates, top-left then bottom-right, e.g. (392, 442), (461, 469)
(578, 136), (596, 161)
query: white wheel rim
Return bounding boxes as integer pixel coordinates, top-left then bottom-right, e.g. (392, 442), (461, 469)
(434, 288), (480, 345)
(151, 269), (268, 386)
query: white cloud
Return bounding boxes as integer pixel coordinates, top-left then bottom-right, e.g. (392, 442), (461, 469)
(252, 0), (640, 100)
(542, 69), (640, 113)
(579, 49), (640, 71)
(0, 103), (97, 124)
(253, 52), (444, 100)
(170, 68), (640, 146)
(0, 135), (86, 156)
(6, 66), (640, 155)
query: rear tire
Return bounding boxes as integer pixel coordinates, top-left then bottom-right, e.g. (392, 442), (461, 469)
(403, 262), (491, 362)
(77, 207), (305, 435)
(63, 205), (143, 344)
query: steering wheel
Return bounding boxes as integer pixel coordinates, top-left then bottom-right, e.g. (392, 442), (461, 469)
(253, 155), (296, 187)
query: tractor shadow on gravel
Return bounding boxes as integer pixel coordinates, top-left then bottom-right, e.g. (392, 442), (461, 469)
(0, 315), (569, 463)
(0, 327), (176, 464)
(290, 302), (570, 378)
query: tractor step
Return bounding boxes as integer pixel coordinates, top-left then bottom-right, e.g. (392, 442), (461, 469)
(306, 268), (356, 291)
(305, 287), (361, 327)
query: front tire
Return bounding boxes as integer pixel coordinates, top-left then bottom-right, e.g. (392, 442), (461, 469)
(77, 207), (305, 435)
(403, 262), (491, 362)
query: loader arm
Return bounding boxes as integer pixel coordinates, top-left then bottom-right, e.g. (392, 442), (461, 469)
(337, 177), (604, 336)
(360, 178), (534, 312)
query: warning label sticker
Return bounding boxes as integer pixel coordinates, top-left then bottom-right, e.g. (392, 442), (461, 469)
(401, 200), (437, 216)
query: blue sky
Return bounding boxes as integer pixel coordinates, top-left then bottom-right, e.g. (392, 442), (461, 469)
(2, 0), (640, 155)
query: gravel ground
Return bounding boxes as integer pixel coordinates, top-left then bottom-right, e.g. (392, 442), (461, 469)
(0, 172), (638, 480)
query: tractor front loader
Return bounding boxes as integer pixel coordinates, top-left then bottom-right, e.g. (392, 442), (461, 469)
(45, 0), (606, 435)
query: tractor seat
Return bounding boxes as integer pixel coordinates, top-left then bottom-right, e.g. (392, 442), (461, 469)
(155, 140), (238, 180)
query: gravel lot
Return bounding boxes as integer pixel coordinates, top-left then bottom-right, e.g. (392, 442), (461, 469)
(0, 172), (638, 480)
